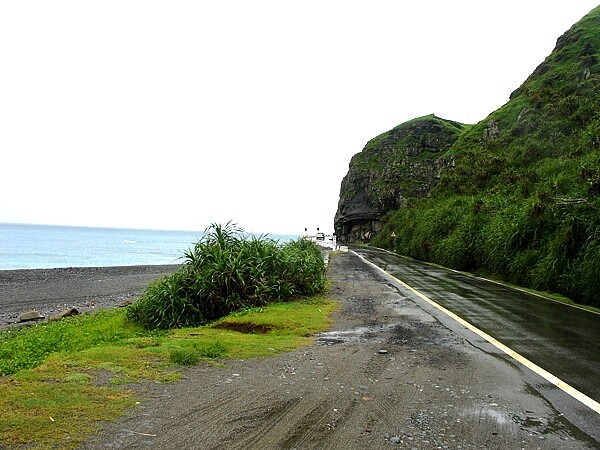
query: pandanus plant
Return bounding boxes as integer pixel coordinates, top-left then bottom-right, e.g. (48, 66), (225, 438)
(127, 222), (326, 329)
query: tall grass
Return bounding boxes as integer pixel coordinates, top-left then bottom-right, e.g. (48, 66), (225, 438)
(127, 222), (326, 329)
(372, 189), (600, 306)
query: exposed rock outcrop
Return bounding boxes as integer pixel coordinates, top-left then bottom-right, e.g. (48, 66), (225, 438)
(334, 114), (464, 243)
(17, 310), (45, 323)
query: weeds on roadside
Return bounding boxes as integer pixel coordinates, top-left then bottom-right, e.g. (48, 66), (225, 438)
(169, 340), (227, 365)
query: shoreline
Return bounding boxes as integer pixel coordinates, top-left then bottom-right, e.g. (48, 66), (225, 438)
(0, 264), (180, 328)
(0, 262), (183, 272)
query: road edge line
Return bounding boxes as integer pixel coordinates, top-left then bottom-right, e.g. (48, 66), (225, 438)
(353, 250), (600, 415)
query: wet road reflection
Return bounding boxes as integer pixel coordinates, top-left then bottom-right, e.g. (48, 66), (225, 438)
(353, 247), (600, 404)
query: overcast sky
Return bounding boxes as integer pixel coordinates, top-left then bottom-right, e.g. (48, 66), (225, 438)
(1, 1), (598, 235)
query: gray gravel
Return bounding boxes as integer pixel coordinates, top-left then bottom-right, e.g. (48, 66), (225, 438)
(0, 265), (179, 327)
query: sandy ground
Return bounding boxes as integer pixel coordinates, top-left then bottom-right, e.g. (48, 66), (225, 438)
(73, 252), (596, 450)
(0, 265), (179, 327)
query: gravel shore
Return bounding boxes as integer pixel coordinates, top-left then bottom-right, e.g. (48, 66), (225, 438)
(0, 265), (179, 327)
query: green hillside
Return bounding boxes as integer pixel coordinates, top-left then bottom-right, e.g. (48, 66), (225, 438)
(370, 7), (600, 307)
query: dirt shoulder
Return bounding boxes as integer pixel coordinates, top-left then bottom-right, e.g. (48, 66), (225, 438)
(81, 252), (594, 449)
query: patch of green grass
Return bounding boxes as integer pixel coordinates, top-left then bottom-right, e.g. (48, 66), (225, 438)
(169, 346), (202, 366)
(0, 371), (135, 449)
(0, 297), (337, 449)
(0, 308), (159, 376)
(166, 297), (339, 359)
(169, 340), (227, 365)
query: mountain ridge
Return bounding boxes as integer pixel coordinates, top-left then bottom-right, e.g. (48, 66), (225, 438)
(334, 6), (600, 307)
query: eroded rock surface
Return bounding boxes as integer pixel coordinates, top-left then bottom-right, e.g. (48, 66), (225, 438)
(334, 114), (463, 243)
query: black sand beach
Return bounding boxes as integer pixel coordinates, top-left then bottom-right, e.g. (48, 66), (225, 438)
(0, 265), (179, 327)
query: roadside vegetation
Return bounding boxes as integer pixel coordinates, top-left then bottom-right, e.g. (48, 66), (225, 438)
(0, 300), (335, 448)
(372, 7), (600, 308)
(0, 224), (333, 449)
(127, 222), (326, 329)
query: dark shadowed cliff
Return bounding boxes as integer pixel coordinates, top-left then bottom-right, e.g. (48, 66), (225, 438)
(334, 115), (464, 243)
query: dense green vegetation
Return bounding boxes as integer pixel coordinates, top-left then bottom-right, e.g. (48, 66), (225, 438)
(127, 222), (327, 329)
(372, 7), (600, 307)
(360, 114), (466, 160)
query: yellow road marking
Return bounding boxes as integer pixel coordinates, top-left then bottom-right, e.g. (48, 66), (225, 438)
(353, 251), (600, 415)
(377, 246), (600, 316)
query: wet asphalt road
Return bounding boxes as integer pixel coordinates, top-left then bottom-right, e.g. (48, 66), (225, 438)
(352, 246), (600, 441)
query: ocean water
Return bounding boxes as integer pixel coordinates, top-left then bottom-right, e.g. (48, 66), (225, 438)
(0, 223), (299, 270)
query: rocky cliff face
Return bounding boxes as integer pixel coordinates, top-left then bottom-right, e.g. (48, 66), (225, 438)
(334, 114), (465, 243)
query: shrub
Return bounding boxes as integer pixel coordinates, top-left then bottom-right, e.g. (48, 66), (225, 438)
(127, 222), (326, 329)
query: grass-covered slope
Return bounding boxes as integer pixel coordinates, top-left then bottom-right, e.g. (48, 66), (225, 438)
(334, 114), (466, 241)
(372, 7), (600, 307)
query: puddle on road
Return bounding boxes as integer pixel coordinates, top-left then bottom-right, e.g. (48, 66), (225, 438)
(315, 324), (397, 346)
(460, 404), (590, 443)
(460, 405), (510, 425)
(509, 410), (581, 441)
(315, 320), (459, 348)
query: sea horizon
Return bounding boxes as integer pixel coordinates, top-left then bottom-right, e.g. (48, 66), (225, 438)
(0, 223), (300, 270)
